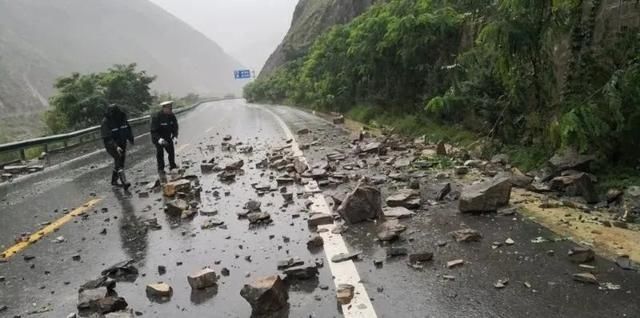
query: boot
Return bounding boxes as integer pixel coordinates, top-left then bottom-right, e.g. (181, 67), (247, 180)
(118, 169), (131, 191)
(111, 170), (119, 186)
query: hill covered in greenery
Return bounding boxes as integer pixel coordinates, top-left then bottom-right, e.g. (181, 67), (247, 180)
(247, 0), (640, 168)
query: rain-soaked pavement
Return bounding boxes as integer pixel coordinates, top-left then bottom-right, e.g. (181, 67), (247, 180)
(0, 99), (639, 318)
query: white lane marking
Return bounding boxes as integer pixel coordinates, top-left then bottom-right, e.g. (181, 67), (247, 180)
(261, 105), (378, 318)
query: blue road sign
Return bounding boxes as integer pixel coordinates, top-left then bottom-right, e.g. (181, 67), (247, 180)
(234, 69), (252, 79)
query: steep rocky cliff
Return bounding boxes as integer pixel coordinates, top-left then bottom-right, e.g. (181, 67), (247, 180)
(259, 0), (376, 78)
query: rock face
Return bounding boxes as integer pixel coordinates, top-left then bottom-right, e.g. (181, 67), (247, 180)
(259, 0), (375, 78)
(459, 177), (512, 213)
(337, 183), (383, 224)
(550, 172), (598, 203)
(187, 268), (217, 290)
(240, 275), (289, 315)
(548, 149), (595, 173)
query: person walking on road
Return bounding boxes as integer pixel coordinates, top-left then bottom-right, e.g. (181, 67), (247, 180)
(101, 103), (134, 190)
(151, 101), (179, 173)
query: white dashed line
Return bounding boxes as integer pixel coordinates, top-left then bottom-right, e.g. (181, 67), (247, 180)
(262, 105), (378, 318)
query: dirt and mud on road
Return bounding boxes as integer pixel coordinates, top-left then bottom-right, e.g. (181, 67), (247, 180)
(0, 100), (639, 318)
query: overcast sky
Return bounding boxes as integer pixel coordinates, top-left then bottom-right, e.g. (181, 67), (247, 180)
(149, 0), (298, 72)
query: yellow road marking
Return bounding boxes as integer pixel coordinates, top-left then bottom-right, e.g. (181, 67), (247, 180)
(0, 198), (102, 260)
(176, 143), (190, 152)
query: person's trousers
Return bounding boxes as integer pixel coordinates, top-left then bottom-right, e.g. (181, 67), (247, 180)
(106, 144), (127, 171)
(155, 142), (176, 170)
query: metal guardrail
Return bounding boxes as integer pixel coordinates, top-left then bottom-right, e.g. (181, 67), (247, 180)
(0, 98), (224, 166)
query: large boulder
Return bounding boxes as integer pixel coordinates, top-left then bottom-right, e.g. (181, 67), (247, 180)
(550, 172), (598, 203)
(240, 275), (289, 315)
(459, 177), (512, 213)
(548, 148), (595, 173)
(187, 268), (217, 290)
(337, 183), (383, 224)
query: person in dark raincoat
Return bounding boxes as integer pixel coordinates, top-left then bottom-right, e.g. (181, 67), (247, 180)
(101, 103), (134, 190)
(150, 101), (179, 173)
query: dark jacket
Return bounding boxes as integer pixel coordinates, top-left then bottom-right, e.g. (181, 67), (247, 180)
(101, 107), (133, 148)
(150, 111), (179, 143)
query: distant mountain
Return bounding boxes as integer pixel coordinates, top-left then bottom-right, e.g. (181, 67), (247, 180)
(259, 0), (375, 79)
(0, 0), (243, 141)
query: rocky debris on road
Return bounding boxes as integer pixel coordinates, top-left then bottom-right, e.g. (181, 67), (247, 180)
(331, 251), (362, 263)
(450, 228), (482, 242)
(386, 189), (421, 209)
(573, 272), (598, 284)
(436, 183), (452, 201)
(336, 284), (355, 305)
(104, 310), (135, 318)
(188, 268), (217, 290)
(386, 246), (408, 258)
(494, 278), (509, 289)
(377, 219), (407, 242)
(247, 212), (272, 224)
(225, 159), (244, 171)
(101, 260), (139, 282)
(146, 282), (173, 301)
(277, 257), (304, 270)
(201, 218), (224, 229)
(240, 275), (289, 316)
(165, 199), (189, 217)
(163, 179), (191, 197)
(337, 181), (383, 224)
(459, 176), (512, 213)
(615, 256), (639, 271)
(77, 287), (128, 315)
(568, 247), (595, 263)
(307, 212), (334, 227)
(447, 259), (465, 268)
(382, 206), (415, 219)
(307, 234), (324, 249)
(283, 264), (319, 280)
(408, 252), (433, 264)
(79, 276), (116, 292)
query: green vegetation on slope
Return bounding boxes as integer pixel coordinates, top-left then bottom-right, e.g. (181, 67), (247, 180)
(45, 64), (155, 134)
(246, 0), (640, 168)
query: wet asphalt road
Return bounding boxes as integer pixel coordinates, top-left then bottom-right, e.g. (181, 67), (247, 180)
(0, 100), (639, 318)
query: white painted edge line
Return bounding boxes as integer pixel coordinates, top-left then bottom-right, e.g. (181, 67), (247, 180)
(261, 105), (378, 318)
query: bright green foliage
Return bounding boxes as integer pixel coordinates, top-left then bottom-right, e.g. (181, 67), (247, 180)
(46, 64), (155, 133)
(246, 0), (640, 165)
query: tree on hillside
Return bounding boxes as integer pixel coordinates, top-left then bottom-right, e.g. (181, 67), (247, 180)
(45, 63), (155, 133)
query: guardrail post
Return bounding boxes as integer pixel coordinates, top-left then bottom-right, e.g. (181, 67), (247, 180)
(19, 149), (26, 161)
(43, 143), (48, 153)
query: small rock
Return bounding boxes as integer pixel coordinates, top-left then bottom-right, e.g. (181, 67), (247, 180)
(568, 247), (595, 263)
(450, 228), (482, 243)
(386, 247), (408, 258)
(408, 252), (433, 264)
(240, 275), (289, 315)
(494, 278), (509, 289)
(307, 234), (324, 249)
(331, 251), (362, 263)
(572, 272), (598, 284)
(447, 259), (464, 268)
(336, 284), (355, 305)
(146, 282), (173, 298)
(187, 268), (217, 290)
(505, 238), (515, 245)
